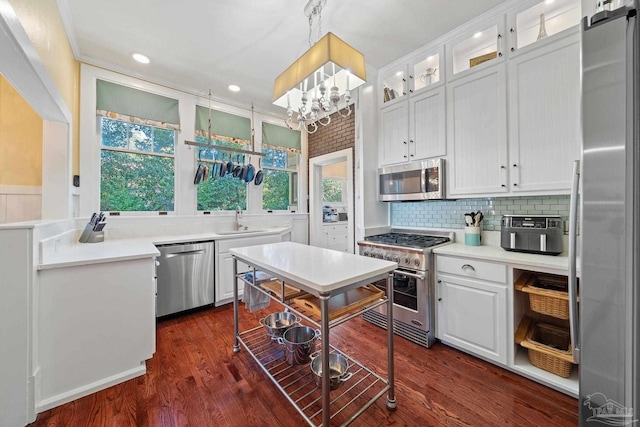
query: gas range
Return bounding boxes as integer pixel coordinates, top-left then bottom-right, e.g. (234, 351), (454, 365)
(357, 229), (453, 348)
(357, 229), (453, 271)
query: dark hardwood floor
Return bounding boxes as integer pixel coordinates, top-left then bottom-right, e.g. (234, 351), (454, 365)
(29, 304), (578, 426)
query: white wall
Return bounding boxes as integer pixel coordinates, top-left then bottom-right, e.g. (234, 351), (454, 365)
(355, 65), (389, 240)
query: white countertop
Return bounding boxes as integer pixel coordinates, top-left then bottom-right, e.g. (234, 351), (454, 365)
(230, 241), (397, 294)
(38, 227), (291, 270)
(433, 243), (570, 272)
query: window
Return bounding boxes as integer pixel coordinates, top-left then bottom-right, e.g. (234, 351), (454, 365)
(322, 178), (345, 203)
(100, 118), (175, 211)
(262, 147), (298, 210)
(96, 79), (180, 212)
(261, 122), (301, 211)
(194, 106), (251, 211)
(195, 135), (248, 211)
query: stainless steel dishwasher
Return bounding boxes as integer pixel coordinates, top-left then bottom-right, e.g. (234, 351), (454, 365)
(156, 241), (214, 317)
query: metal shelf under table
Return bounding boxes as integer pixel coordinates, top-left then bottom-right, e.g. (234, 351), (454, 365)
(230, 242), (397, 427)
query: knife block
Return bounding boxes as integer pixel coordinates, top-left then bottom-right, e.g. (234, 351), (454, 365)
(84, 231), (104, 243)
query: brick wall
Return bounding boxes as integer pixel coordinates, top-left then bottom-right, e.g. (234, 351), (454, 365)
(308, 109), (355, 158)
(307, 109), (356, 211)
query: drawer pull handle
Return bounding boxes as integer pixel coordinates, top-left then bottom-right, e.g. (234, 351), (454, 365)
(461, 264), (475, 272)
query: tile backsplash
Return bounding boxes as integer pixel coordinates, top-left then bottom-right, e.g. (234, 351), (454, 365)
(391, 195), (570, 231)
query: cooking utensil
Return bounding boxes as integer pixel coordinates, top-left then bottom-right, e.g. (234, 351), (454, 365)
(219, 153), (228, 177)
(194, 150), (205, 184)
(203, 164), (209, 181)
(260, 312), (298, 338)
(277, 326), (320, 365)
(232, 155), (243, 178)
(254, 158), (264, 186)
(244, 155), (255, 183)
(464, 213), (473, 227)
(226, 153), (234, 175)
(309, 351), (352, 390)
(474, 211), (484, 227)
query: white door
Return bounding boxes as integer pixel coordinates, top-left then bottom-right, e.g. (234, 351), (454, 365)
(437, 273), (507, 364)
(379, 101), (409, 166)
(409, 86), (446, 160)
(447, 64), (508, 196)
(508, 33), (581, 193)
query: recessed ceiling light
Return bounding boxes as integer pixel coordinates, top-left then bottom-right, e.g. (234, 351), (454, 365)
(228, 84), (241, 92)
(132, 53), (150, 64)
(474, 32), (483, 38)
(427, 56), (434, 61)
(545, 0), (555, 4)
(396, 71), (403, 76)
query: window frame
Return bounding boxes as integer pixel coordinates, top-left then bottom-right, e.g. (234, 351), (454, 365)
(261, 149), (299, 212)
(98, 117), (177, 214)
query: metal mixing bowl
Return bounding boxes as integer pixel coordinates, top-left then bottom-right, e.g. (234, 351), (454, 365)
(309, 351), (352, 390)
(260, 312), (298, 338)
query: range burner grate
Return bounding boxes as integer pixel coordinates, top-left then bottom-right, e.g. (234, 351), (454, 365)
(364, 233), (450, 249)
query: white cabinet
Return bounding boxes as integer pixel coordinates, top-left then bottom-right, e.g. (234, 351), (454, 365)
(507, 31), (581, 193)
(37, 257), (156, 409)
(446, 63), (508, 196)
(447, 17), (505, 80)
(379, 101), (409, 165)
(379, 47), (446, 167)
(409, 86), (446, 161)
(436, 255), (508, 364)
(215, 234), (282, 304)
(379, 87), (446, 167)
(322, 223), (349, 252)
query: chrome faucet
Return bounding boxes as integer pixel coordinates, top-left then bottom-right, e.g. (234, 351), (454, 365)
(234, 206), (244, 231)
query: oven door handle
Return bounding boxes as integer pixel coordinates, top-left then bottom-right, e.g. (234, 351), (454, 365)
(394, 269), (425, 280)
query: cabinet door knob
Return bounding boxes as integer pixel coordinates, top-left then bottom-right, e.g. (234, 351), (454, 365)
(498, 52), (503, 57)
(438, 298), (442, 301)
(409, 89), (414, 93)
(501, 165), (506, 169)
(510, 28), (514, 33)
(513, 164), (518, 167)
(403, 141), (407, 144)
(502, 184), (506, 188)
(511, 47), (515, 52)
(404, 155), (408, 158)
(437, 280), (442, 283)
(513, 183), (518, 187)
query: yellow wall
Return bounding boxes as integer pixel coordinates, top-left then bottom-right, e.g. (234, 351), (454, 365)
(8, 0), (80, 175)
(0, 75), (43, 186)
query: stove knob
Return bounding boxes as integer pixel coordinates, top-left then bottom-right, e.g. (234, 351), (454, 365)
(362, 249), (370, 257)
(384, 254), (392, 261)
(392, 255), (400, 263)
(374, 251), (383, 259)
(403, 256), (411, 265)
(413, 258), (421, 267)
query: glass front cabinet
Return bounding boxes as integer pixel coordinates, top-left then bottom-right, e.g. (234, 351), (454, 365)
(507, 0), (581, 53)
(447, 16), (506, 80)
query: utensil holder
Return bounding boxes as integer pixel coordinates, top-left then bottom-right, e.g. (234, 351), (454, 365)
(465, 226), (481, 246)
(85, 231), (104, 243)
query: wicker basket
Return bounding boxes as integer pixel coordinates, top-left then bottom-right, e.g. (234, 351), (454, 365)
(521, 323), (574, 378)
(521, 275), (569, 319)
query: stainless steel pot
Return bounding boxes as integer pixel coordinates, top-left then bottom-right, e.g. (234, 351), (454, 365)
(277, 326), (320, 365)
(260, 312), (298, 338)
(309, 351), (352, 390)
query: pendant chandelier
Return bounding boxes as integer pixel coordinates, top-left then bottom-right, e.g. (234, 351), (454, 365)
(272, 0), (367, 134)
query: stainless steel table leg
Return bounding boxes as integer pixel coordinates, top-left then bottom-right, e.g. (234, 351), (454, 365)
(320, 292), (331, 427)
(232, 257), (240, 354)
(386, 271), (397, 410)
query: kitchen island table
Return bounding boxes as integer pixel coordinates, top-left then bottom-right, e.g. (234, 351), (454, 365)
(230, 242), (397, 427)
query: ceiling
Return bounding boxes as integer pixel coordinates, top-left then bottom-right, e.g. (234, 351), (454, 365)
(58, 0), (506, 117)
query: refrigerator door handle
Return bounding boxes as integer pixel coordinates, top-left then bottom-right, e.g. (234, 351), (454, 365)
(568, 159), (580, 363)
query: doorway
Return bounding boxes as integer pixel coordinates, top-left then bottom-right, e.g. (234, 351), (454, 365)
(309, 148), (354, 253)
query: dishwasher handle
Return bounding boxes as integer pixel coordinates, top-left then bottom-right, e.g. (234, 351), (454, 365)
(164, 249), (207, 258)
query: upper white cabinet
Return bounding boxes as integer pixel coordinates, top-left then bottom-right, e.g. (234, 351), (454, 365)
(409, 86), (446, 161)
(447, 17), (506, 80)
(379, 46), (446, 166)
(379, 101), (409, 165)
(508, 31), (581, 193)
(447, 63), (508, 196)
(507, 0), (582, 53)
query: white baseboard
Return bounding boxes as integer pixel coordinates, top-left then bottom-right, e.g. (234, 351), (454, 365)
(35, 364), (146, 413)
(0, 185), (42, 195)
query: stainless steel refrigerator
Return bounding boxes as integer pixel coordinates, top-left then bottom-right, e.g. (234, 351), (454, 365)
(576, 2), (639, 425)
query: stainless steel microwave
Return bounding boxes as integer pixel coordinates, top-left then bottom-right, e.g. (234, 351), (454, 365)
(378, 158), (445, 201)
